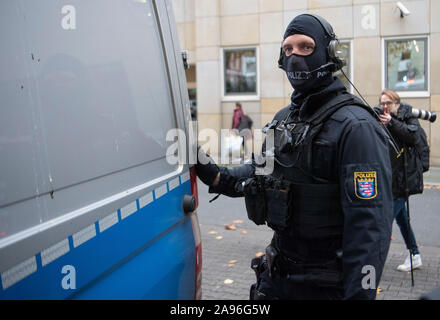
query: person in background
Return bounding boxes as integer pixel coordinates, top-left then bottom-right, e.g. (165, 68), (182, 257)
(231, 102), (252, 159)
(232, 102), (244, 132)
(378, 89), (423, 272)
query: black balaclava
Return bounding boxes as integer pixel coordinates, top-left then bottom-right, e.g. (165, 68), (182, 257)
(281, 14), (334, 95)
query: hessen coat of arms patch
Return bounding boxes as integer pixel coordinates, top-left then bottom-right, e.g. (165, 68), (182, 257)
(354, 171), (377, 199)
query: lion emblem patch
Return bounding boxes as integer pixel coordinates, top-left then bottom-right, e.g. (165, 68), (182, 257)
(354, 171), (377, 199)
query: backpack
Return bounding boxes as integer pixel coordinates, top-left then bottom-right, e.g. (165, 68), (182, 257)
(400, 103), (430, 173)
(238, 114), (253, 131)
(415, 126), (430, 172)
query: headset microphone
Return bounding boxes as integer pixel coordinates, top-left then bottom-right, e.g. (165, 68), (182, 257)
(305, 14), (345, 72)
(278, 14), (345, 73)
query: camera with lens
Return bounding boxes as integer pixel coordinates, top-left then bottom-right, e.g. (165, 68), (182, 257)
(373, 105), (384, 116)
(411, 107), (437, 123)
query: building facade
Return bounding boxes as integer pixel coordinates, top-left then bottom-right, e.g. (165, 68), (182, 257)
(173, 0), (440, 166)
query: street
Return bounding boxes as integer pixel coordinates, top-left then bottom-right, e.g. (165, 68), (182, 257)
(196, 172), (440, 300)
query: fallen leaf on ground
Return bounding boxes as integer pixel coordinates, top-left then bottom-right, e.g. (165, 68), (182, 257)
(377, 286), (383, 294)
(224, 279), (234, 284)
(228, 264), (235, 267)
(225, 224), (237, 230)
(216, 236), (223, 240)
(233, 219), (243, 224)
(229, 259), (238, 264)
(255, 252), (264, 258)
(208, 231), (218, 235)
(424, 184), (440, 189)
(240, 230), (248, 235)
(391, 236), (395, 240)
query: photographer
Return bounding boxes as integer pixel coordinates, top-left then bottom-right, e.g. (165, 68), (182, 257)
(378, 89), (423, 272)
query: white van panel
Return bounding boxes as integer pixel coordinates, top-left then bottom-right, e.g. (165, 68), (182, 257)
(0, 0), (190, 274)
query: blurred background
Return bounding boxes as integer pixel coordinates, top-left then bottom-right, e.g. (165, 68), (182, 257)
(172, 0), (440, 165)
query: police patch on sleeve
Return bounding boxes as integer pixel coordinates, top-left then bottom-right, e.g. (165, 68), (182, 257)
(342, 164), (384, 207)
(354, 171), (377, 199)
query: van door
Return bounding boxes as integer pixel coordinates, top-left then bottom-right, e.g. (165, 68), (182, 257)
(0, 0), (197, 299)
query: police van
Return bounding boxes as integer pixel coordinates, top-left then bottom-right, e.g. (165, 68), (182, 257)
(0, 0), (201, 299)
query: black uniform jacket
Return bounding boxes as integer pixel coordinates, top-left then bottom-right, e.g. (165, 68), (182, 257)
(210, 78), (393, 300)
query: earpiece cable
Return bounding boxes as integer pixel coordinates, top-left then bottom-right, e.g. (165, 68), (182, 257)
(340, 68), (402, 157)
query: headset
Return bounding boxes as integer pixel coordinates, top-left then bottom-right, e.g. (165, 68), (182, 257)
(278, 13), (401, 156)
(278, 14), (345, 73)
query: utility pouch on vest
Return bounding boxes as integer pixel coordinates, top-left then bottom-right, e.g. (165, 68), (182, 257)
(265, 180), (293, 232)
(239, 177), (267, 225)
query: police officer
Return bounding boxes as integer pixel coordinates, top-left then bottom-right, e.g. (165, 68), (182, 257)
(196, 14), (393, 300)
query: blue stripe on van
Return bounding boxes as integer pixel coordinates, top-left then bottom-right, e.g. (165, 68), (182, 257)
(0, 178), (196, 300)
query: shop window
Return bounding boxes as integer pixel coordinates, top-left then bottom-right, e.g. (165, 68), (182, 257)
(384, 37), (428, 95)
(334, 40), (352, 93)
(222, 47), (258, 100)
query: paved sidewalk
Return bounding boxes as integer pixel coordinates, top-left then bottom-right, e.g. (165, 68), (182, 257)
(423, 167), (440, 186)
(377, 242), (440, 300)
(200, 221), (440, 300)
(198, 167), (440, 300)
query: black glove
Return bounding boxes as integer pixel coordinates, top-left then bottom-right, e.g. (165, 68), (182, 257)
(195, 145), (220, 186)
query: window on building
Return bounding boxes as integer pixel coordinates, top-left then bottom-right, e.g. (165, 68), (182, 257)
(222, 47), (258, 100)
(334, 40), (352, 93)
(384, 37), (428, 95)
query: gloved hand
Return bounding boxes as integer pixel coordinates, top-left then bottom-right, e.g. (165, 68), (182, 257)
(195, 145), (220, 186)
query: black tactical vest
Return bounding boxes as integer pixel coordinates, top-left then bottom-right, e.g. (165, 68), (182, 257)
(260, 93), (372, 240)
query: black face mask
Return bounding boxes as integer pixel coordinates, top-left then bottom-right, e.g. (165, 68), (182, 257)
(280, 14), (334, 94)
(282, 53), (332, 93)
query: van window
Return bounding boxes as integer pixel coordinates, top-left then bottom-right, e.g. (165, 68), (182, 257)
(0, 0), (179, 239)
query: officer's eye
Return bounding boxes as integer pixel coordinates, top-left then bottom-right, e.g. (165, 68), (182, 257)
(282, 41), (315, 56)
(302, 43), (315, 52)
(283, 46), (293, 55)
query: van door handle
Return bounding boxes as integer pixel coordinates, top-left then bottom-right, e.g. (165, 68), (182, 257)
(181, 50), (189, 70)
(182, 194), (196, 214)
